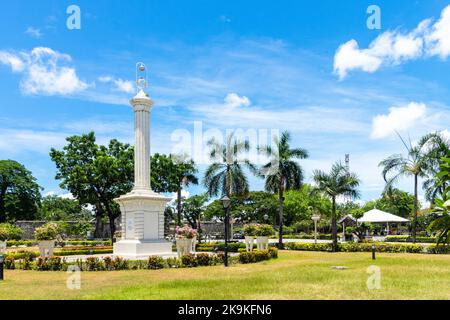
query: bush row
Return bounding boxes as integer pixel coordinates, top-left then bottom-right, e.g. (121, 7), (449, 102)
(270, 234), (332, 240)
(385, 236), (436, 243)
(284, 242), (450, 254)
(6, 239), (112, 247)
(238, 248), (278, 264)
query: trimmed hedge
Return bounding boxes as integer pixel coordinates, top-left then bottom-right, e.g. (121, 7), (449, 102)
(270, 234), (332, 240)
(6, 239), (112, 247)
(238, 248), (278, 264)
(285, 241), (450, 254)
(385, 236), (436, 243)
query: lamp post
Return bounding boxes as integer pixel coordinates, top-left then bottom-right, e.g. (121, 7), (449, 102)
(0, 244), (5, 281)
(311, 209), (321, 245)
(263, 214), (269, 223)
(221, 195), (231, 267)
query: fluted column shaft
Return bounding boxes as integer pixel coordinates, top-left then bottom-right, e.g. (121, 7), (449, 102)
(131, 92), (154, 191)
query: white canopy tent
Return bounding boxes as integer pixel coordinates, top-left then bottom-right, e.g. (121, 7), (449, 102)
(357, 209), (409, 235)
(358, 209), (409, 223)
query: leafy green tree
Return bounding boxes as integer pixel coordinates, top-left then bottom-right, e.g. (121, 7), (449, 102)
(379, 134), (431, 242)
(38, 195), (91, 221)
(50, 132), (134, 243)
(203, 191), (278, 223)
(150, 153), (179, 194)
(362, 188), (416, 219)
(313, 161), (361, 252)
(173, 155), (198, 226)
(283, 185), (331, 226)
(0, 160), (41, 222)
(203, 132), (256, 197)
(258, 131), (308, 248)
(182, 193), (208, 241)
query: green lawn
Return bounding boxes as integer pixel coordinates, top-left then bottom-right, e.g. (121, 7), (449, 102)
(1, 251), (450, 300)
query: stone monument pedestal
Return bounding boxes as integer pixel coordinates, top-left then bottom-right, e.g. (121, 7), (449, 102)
(113, 188), (172, 258)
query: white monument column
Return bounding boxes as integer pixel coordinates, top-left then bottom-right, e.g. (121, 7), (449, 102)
(113, 63), (172, 257)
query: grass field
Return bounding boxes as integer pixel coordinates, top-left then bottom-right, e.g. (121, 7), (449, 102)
(1, 251), (450, 300)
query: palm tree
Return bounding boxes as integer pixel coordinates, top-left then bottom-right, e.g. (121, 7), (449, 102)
(313, 161), (360, 252)
(258, 131), (308, 249)
(172, 154), (198, 226)
(203, 132), (257, 240)
(379, 133), (430, 243)
(203, 131), (257, 197)
(418, 132), (450, 203)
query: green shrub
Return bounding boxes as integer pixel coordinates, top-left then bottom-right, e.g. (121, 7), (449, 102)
(426, 245), (450, 254)
(238, 251), (256, 264)
(103, 256), (114, 270)
(4, 256), (15, 269)
(19, 256), (33, 270)
(166, 257), (181, 268)
(385, 236), (436, 243)
(243, 224), (258, 236)
(112, 256), (128, 270)
(0, 223), (23, 241)
(85, 257), (104, 271)
(256, 224), (275, 237)
(196, 253), (212, 266)
(214, 242), (246, 252)
(7, 240), (35, 247)
(238, 249), (277, 264)
(285, 242), (333, 252)
(268, 247), (278, 259)
(35, 256), (64, 271)
(181, 253), (198, 267)
(6, 250), (39, 260)
(148, 256), (165, 269)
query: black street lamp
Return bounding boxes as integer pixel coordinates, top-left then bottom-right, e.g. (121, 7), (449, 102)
(0, 254), (4, 281)
(220, 195), (231, 267)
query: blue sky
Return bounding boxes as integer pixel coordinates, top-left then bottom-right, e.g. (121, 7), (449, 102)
(0, 0), (449, 205)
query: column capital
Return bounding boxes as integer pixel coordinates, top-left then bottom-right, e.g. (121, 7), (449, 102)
(130, 89), (154, 110)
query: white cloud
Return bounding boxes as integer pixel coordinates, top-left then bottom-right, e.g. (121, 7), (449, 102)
(371, 102), (427, 139)
(98, 75), (135, 94)
(333, 40), (382, 79)
(426, 5), (450, 58)
(224, 93), (250, 108)
(25, 27), (43, 38)
(334, 5), (450, 78)
(0, 47), (89, 95)
(113, 78), (134, 94)
(0, 52), (25, 72)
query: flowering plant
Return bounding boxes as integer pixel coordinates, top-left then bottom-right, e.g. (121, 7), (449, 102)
(176, 225), (198, 239)
(34, 223), (59, 241)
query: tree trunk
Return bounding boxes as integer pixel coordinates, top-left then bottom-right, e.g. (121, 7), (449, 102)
(198, 217), (202, 243)
(0, 186), (7, 223)
(94, 204), (104, 238)
(103, 201), (116, 244)
(278, 177), (284, 249)
(332, 197), (338, 252)
(177, 187), (182, 226)
(412, 174), (418, 243)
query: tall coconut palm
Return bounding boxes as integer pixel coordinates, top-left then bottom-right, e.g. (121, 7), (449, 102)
(379, 133), (430, 243)
(172, 154), (198, 226)
(418, 132), (450, 203)
(313, 161), (360, 252)
(203, 132), (257, 197)
(258, 131), (308, 249)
